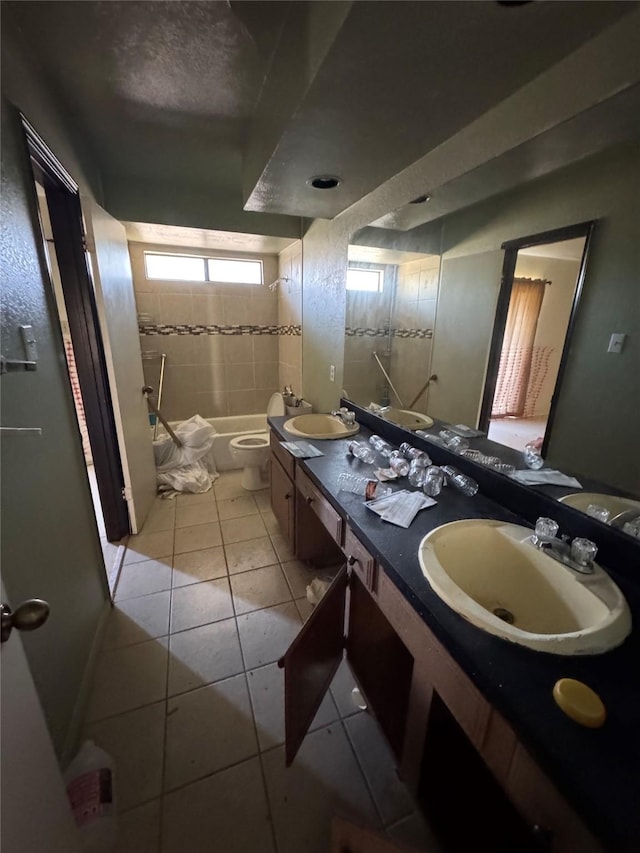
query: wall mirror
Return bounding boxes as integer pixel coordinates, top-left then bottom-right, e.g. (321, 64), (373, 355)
(345, 211), (639, 541)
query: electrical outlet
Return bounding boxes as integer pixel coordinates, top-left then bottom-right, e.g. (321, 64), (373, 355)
(329, 364), (335, 382)
(607, 333), (626, 354)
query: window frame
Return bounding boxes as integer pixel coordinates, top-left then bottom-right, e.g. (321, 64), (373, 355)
(143, 251), (264, 285)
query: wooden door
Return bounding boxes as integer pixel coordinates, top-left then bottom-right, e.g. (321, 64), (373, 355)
(84, 200), (156, 534)
(270, 454), (294, 545)
(1, 585), (81, 853)
(279, 565), (348, 765)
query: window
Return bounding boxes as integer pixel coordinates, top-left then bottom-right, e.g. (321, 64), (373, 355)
(346, 267), (384, 293)
(144, 252), (263, 285)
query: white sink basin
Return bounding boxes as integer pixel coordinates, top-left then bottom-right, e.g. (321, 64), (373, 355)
(418, 519), (631, 655)
(380, 408), (434, 430)
(558, 492), (640, 518)
(283, 413), (359, 440)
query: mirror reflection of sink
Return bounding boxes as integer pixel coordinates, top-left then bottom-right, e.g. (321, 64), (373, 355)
(558, 492), (640, 518)
(379, 408), (434, 431)
(418, 519), (631, 655)
(283, 413), (360, 440)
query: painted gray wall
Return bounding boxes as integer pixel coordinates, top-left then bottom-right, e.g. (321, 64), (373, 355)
(435, 142), (640, 492)
(1, 37), (108, 756)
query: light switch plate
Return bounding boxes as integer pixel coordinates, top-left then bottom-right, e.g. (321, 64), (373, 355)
(607, 333), (626, 354)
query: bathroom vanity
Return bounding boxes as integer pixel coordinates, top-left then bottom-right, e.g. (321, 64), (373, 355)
(269, 415), (640, 852)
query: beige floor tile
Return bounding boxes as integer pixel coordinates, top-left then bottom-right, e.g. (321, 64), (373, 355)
(295, 596), (314, 623)
(262, 723), (379, 853)
(254, 489), (271, 513)
(170, 578), (233, 633)
(164, 675), (258, 790)
(140, 500), (175, 534)
(216, 494), (259, 520)
(236, 601), (301, 669)
(221, 514), (267, 544)
(260, 508), (280, 534)
(87, 639), (168, 722)
(161, 757), (274, 853)
(248, 662), (339, 751)
(224, 536), (277, 574)
(172, 546), (227, 587)
(344, 712), (415, 826)
(174, 521), (222, 554)
(114, 799), (161, 853)
(168, 618), (244, 696)
(103, 591), (171, 650)
(270, 532), (295, 562)
(125, 530), (174, 564)
(281, 559), (318, 599)
(213, 471), (247, 501)
(230, 564), (292, 615)
(176, 490), (215, 507)
(330, 659), (363, 719)
(86, 702), (165, 812)
(175, 502), (219, 528)
(115, 558), (173, 600)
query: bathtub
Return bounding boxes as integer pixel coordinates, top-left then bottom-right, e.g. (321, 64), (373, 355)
(165, 413), (268, 472)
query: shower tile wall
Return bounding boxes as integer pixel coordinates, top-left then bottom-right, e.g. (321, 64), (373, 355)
(389, 256), (440, 412)
(129, 243), (280, 420)
(343, 266), (396, 407)
(277, 242), (303, 397)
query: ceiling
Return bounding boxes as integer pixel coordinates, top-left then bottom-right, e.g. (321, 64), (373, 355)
(123, 222), (296, 254)
(3, 1), (639, 235)
(519, 238), (585, 262)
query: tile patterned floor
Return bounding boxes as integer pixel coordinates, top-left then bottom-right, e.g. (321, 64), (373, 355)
(85, 471), (440, 853)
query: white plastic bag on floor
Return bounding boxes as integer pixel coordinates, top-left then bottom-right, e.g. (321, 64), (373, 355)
(153, 414), (218, 495)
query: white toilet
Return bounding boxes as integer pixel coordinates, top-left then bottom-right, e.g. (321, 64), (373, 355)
(229, 393), (286, 490)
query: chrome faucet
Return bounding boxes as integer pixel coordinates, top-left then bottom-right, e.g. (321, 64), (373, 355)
(331, 407), (356, 426)
(530, 517), (597, 575)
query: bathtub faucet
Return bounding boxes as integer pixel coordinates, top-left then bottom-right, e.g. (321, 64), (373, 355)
(331, 407), (356, 426)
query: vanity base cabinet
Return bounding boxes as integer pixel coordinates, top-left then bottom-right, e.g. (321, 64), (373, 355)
(270, 453), (295, 549)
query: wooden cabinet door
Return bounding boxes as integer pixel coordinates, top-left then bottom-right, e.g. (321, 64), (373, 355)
(270, 453), (294, 546)
(331, 817), (422, 852)
(279, 565), (348, 766)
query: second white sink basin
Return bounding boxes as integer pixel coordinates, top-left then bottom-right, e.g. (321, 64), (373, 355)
(379, 408), (434, 430)
(283, 413), (359, 440)
(558, 492), (640, 518)
(418, 519), (631, 655)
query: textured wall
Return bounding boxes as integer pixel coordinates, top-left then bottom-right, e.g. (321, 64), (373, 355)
(278, 241), (303, 397)
(130, 243), (281, 419)
(301, 218), (350, 413)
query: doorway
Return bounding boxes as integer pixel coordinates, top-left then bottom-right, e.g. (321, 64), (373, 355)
(479, 222), (593, 455)
(23, 117), (130, 589)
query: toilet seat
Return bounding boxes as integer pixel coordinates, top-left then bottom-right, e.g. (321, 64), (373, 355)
(230, 433), (269, 450)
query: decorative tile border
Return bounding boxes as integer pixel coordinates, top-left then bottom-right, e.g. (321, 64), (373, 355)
(139, 323), (301, 337)
(345, 327), (433, 339)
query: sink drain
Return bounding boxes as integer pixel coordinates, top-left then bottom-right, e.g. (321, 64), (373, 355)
(493, 607), (515, 624)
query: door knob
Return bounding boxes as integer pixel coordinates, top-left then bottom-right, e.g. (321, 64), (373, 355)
(1, 599), (50, 643)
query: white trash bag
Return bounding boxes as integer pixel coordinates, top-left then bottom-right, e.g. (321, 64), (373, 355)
(153, 415), (218, 495)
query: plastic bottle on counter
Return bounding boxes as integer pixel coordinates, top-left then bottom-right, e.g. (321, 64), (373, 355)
(408, 461), (426, 487)
(337, 473), (393, 500)
(369, 435), (393, 457)
(439, 429), (470, 455)
(389, 451), (410, 477)
(347, 440), (377, 464)
(441, 465), (479, 496)
(423, 466), (445, 497)
(64, 740), (117, 852)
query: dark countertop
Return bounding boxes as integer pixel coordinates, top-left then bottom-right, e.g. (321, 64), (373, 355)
(270, 416), (640, 851)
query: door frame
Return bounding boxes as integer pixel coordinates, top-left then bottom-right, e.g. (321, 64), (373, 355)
(21, 115), (130, 541)
(478, 220), (595, 456)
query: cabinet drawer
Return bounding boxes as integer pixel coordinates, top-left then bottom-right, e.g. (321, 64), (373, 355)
(270, 430), (295, 480)
(296, 468), (343, 546)
(343, 526), (378, 595)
